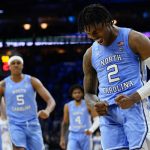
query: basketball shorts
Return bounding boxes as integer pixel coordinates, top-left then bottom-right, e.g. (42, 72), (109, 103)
(8, 119), (44, 150)
(67, 131), (92, 150)
(99, 103), (147, 150)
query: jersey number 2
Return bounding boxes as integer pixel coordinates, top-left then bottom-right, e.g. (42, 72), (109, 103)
(107, 64), (120, 83)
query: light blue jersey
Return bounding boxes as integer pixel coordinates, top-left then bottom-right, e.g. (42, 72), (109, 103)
(68, 100), (91, 132)
(92, 27), (144, 105)
(4, 74), (44, 150)
(4, 74), (37, 123)
(91, 27), (147, 150)
(67, 100), (92, 150)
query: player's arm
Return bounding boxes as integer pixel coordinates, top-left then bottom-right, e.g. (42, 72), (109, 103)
(0, 97), (7, 120)
(116, 30), (150, 109)
(83, 47), (99, 106)
(0, 80), (5, 101)
(83, 47), (108, 115)
(60, 104), (69, 149)
(31, 77), (56, 119)
(0, 81), (5, 120)
(85, 103), (100, 135)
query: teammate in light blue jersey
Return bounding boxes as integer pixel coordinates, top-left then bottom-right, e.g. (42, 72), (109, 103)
(78, 3), (150, 150)
(60, 84), (99, 150)
(0, 56), (56, 150)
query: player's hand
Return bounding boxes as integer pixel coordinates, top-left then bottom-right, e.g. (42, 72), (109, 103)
(94, 101), (108, 116)
(115, 94), (135, 109)
(84, 129), (93, 135)
(60, 138), (66, 149)
(38, 109), (49, 119)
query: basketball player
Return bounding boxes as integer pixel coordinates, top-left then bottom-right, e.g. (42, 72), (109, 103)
(78, 3), (150, 150)
(60, 84), (99, 150)
(0, 55), (56, 150)
(0, 97), (12, 150)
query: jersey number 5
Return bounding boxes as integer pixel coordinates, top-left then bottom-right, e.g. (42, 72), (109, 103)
(107, 64), (120, 83)
(16, 94), (25, 105)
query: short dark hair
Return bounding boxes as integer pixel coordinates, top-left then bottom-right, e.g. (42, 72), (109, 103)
(78, 4), (113, 32)
(69, 84), (84, 96)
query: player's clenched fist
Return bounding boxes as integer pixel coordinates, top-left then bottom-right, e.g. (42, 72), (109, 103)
(60, 138), (66, 150)
(84, 129), (93, 135)
(38, 109), (49, 119)
(94, 101), (108, 116)
(115, 94), (135, 109)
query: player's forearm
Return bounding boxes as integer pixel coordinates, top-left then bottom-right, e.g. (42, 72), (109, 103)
(136, 80), (150, 100)
(135, 57), (150, 101)
(84, 93), (99, 108)
(45, 97), (56, 114)
(60, 122), (68, 140)
(126, 88), (147, 106)
(88, 116), (100, 133)
(128, 92), (141, 104)
(121, 75), (150, 105)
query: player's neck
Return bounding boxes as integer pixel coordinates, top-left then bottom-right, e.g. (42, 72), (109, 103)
(109, 25), (119, 45)
(11, 74), (24, 82)
(75, 100), (82, 106)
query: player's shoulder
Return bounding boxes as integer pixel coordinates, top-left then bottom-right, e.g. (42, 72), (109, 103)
(24, 74), (31, 78)
(29, 76), (43, 89)
(82, 100), (89, 108)
(64, 103), (68, 108)
(129, 30), (145, 42)
(30, 76), (37, 81)
(64, 103), (69, 112)
(67, 100), (74, 105)
(30, 76), (40, 83)
(84, 46), (92, 57)
(0, 80), (5, 87)
(81, 99), (86, 104)
(129, 29), (148, 52)
(83, 46), (92, 63)
(0, 80), (5, 94)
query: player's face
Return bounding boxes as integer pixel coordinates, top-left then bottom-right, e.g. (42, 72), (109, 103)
(9, 60), (23, 75)
(72, 89), (83, 102)
(85, 23), (112, 46)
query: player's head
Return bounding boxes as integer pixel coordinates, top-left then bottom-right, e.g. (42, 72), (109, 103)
(69, 84), (84, 102)
(78, 4), (114, 46)
(8, 55), (24, 75)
